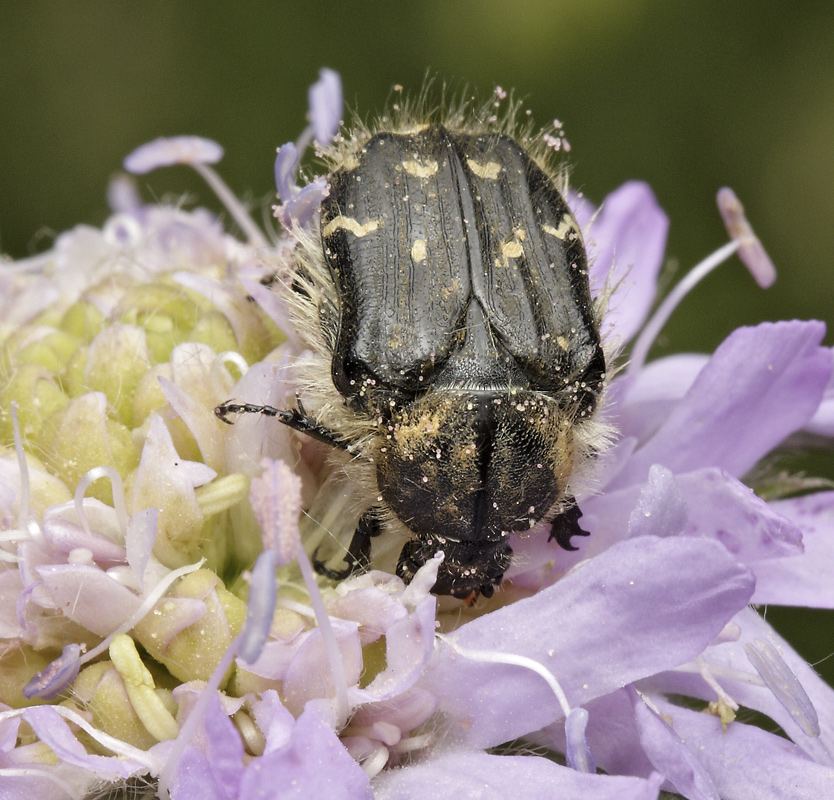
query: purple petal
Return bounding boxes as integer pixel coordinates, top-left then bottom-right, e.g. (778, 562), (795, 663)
(124, 136), (224, 174)
(158, 375), (225, 473)
(22, 643), (82, 700)
(274, 142), (299, 202)
(609, 321), (831, 490)
(577, 465), (804, 570)
(648, 607), (834, 765)
(250, 689), (296, 753)
(281, 620), (362, 717)
(36, 563), (141, 635)
(308, 68), (343, 145)
(240, 707), (373, 799)
(584, 182), (669, 343)
(170, 747), (227, 800)
(420, 536), (754, 748)
(630, 688), (719, 800)
(675, 468), (802, 560)
(203, 693), (245, 798)
(374, 748), (664, 800)
(651, 695), (834, 799)
(240, 278), (303, 351)
(327, 579), (410, 645)
(23, 705), (145, 779)
(276, 176), (330, 229)
(567, 189), (596, 233)
(626, 464), (687, 539)
(805, 350), (834, 435)
(612, 354), (709, 445)
(753, 491), (834, 607)
(351, 595), (437, 703)
(219, 360), (301, 478)
(41, 514), (125, 563)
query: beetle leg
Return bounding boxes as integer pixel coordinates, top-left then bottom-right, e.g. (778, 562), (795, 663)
(312, 511), (381, 580)
(548, 499), (591, 551)
(214, 398), (348, 450)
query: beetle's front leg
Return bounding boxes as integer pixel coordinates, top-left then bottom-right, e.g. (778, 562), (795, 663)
(214, 397), (349, 451)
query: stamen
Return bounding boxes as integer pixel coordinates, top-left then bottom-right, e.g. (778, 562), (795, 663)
(437, 634), (597, 772)
(109, 634), (179, 742)
(627, 240), (739, 375)
(717, 188), (777, 288)
(249, 459), (302, 561)
(123, 136), (268, 248)
(190, 161), (269, 249)
(745, 637), (820, 737)
(275, 142), (300, 202)
(23, 560), (205, 700)
(695, 655), (740, 712)
(296, 545), (351, 728)
(22, 643), (83, 700)
(294, 126), (314, 164)
(21, 704), (157, 770)
(74, 466), (130, 539)
(308, 68), (343, 146)
(565, 707), (596, 774)
(628, 189), (776, 375)
(239, 549), (277, 664)
(359, 745), (390, 779)
(435, 634), (572, 720)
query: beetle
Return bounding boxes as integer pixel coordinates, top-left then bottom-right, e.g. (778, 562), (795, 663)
(217, 115), (607, 599)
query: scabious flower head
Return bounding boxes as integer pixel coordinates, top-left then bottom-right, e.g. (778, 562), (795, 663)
(2, 71), (834, 800)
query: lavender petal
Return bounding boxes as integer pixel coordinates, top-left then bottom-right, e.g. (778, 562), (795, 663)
(420, 536), (754, 748)
(374, 748), (664, 800)
(609, 321), (831, 490)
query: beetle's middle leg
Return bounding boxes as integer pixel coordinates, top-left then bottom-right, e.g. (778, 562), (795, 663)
(312, 511), (381, 580)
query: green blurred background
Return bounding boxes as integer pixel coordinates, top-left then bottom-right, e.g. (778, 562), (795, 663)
(2, 2), (833, 685)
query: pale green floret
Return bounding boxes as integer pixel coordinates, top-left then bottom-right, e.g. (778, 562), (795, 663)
(68, 652), (178, 751)
(84, 324), (152, 427)
(189, 308), (241, 355)
(132, 569), (246, 685)
(0, 362), (69, 443)
(40, 393), (139, 506)
(59, 299), (106, 343)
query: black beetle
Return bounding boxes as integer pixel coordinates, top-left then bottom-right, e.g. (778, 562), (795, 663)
(218, 118), (607, 599)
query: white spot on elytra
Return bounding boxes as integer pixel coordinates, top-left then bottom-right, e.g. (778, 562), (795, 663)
(542, 214), (578, 241)
(322, 216), (380, 238)
(402, 159), (439, 178)
(411, 238), (427, 262)
(467, 158), (501, 179)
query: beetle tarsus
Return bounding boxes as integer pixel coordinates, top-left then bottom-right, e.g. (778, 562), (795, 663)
(312, 511), (381, 580)
(548, 500), (591, 551)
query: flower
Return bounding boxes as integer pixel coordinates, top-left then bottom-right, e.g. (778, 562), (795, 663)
(2, 71), (834, 800)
